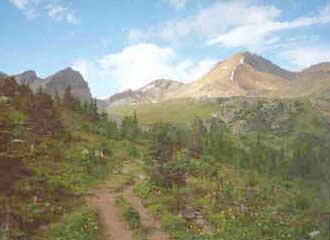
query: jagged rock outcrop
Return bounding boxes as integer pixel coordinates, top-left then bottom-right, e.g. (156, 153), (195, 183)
(44, 67), (92, 101)
(11, 68), (92, 101)
(15, 70), (39, 85)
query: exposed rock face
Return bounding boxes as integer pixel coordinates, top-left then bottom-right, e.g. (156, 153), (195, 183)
(44, 68), (92, 101)
(15, 70), (39, 85)
(242, 52), (295, 79)
(107, 79), (183, 107)
(14, 70), (43, 91)
(12, 68), (92, 101)
(108, 89), (142, 107)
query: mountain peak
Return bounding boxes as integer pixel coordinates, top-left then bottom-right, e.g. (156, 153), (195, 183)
(62, 67), (76, 72)
(139, 79), (183, 92)
(44, 67), (91, 101)
(15, 70), (40, 85)
(225, 51), (295, 80)
(47, 67), (86, 84)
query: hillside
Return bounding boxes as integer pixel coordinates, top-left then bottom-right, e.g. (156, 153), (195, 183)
(108, 93), (330, 138)
(108, 98), (219, 125)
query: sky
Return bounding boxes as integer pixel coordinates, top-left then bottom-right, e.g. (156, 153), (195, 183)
(0, 0), (329, 99)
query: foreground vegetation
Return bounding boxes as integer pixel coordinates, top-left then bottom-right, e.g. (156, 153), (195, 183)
(1, 75), (329, 239)
(128, 118), (329, 239)
(0, 77), (124, 239)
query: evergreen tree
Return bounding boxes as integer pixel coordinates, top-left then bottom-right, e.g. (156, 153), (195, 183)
(27, 90), (62, 137)
(0, 77), (18, 97)
(63, 85), (75, 109)
(190, 117), (205, 157)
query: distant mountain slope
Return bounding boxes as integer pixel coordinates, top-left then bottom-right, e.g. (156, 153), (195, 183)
(44, 68), (92, 101)
(280, 62), (330, 98)
(107, 51), (330, 108)
(15, 70), (40, 85)
(107, 79), (183, 107)
(183, 52), (293, 98)
(12, 68), (92, 101)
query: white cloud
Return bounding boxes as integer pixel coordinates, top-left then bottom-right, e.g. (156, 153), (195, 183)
(9, 0), (27, 9)
(98, 43), (216, 91)
(207, 6), (330, 48)
(72, 59), (90, 82)
(129, 1), (280, 43)
(47, 4), (79, 24)
(8, 0), (38, 18)
(129, 0), (329, 51)
(8, 0), (79, 24)
(163, 0), (189, 9)
(278, 45), (330, 70)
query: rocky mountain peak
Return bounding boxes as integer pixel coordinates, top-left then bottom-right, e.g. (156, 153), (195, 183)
(241, 52), (295, 79)
(44, 68), (92, 101)
(15, 70), (40, 85)
(46, 67), (85, 84)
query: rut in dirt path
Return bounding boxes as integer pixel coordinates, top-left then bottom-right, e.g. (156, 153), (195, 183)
(88, 184), (169, 240)
(123, 186), (170, 240)
(88, 188), (134, 240)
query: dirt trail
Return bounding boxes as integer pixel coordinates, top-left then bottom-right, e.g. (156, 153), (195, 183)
(88, 187), (133, 240)
(88, 184), (169, 240)
(123, 186), (170, 240)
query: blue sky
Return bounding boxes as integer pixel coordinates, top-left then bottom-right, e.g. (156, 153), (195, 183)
(1, 0), (329, 98)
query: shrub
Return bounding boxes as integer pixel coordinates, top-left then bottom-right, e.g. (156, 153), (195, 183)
(134, 180), (153, 200)
(47, 208), (99, 240)
(162, 213), (186, 239)
(115, 196), (141, 230)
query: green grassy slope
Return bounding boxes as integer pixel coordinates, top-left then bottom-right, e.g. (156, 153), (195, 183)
(108, 96), (329, 137)
(108, 98), (219, 125)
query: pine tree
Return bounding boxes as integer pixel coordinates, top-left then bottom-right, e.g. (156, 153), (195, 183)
(27, 90), (62, 136)
(0, 77), (18, 97)
(63, 85), (75, 109)
(191, 117), (205, 157)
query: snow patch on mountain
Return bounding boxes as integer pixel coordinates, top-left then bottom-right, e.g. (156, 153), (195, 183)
(230, 57), (245, 81)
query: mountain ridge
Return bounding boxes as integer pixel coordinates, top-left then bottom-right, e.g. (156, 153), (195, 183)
(12, 67), (92, 101)
(107, 51), (330, 107)
(107, 79), (184, 107)
(3, 51), (329, 106)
